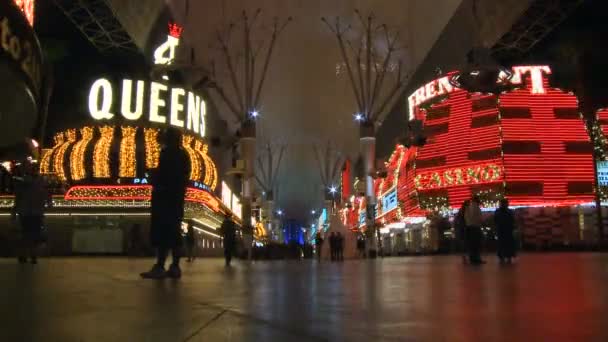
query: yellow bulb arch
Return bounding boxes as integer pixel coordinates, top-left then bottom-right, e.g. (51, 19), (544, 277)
(40, 126), (218, 190)
(40, 133), (64, 174)
(70, 127), (94, 181)
(54, 129), (77, 181)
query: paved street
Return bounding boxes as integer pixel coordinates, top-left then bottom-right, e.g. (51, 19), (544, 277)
(1, 254), (608, 341)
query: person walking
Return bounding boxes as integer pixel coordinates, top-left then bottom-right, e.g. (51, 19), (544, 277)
(141, 128), (189, 279)
(329, 232), (337, 261)
(356, 233), (366, 258)
(494, 199), (516, 264)
(220, 214), (237, 266)
(315, 231), (324, 262)
(464, 195), (484, 265)
(455, 200), (470, 263)
(185, 223), (196, 262)
(336, 232), (344, 261)
(129, 223), (142, 257)
(12, 161), (50, 264)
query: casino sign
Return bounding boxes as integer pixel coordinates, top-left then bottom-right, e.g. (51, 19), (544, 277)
(0, 0), (43, 148)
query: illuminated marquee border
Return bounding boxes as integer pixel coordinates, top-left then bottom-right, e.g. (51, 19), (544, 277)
(42, 125), (219, 191)
(64, 185), (222, 213)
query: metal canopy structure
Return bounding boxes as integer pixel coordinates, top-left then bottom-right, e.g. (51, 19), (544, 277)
(53, 0), (138, 53)
(492, 0), (584, 60)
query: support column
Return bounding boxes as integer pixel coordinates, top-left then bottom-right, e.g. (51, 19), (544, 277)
(265, 198), (275, 240)
(239, 121), (256, 258)
(360, 122), (378, 257)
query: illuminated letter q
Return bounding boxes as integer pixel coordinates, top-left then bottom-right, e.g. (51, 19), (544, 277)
(89, 78), (115, 120)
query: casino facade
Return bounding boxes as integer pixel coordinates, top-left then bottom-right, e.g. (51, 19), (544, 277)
(343, 65), (606, 252)
(0, 22), (264, 256)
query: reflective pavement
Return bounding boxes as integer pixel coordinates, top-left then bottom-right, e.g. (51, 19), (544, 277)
(1, 254), (607, 341)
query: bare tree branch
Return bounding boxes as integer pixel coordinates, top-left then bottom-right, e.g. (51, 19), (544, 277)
(210, 83), (242, 121)
(323, 17), (364, 113)
(253, 17), (292, 110)
(372, 72), (408, 124)
(370, 26), (399, 116)
(271, 144), (286, 189)
(312, 144), (327, 185)
(216, 28), (245, 116)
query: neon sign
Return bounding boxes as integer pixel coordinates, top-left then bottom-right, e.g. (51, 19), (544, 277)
(408, 75), (455, 120)
(88, 78), (207, 138)
(408, 65), (552, 120)
(414, 164), (502, 190)
(13, 0), (34, 27)
(154, 22), (183, 65)
(380, 188), (398, 214)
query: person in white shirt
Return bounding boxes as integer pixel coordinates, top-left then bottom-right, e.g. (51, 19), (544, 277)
(464, 195), (485, 264)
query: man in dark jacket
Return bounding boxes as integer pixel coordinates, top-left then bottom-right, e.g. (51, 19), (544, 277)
(315, 231), (323, 262)
(141, 128), (189, 279)
(494, 199), (516, 264)
(220, 214), (237, 266)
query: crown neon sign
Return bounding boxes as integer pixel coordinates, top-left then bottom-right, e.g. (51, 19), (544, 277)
(154, 22), (183, 65)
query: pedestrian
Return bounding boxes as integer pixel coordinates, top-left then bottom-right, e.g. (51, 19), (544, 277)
(356, 234), (366, 258)
(185, 223), (196, 262)
(455, 200), (470, 263)
(141, 128), (189, 279)
(129, 223), (142, 256)
(464, 195), (484, 265)
(494, 199), (516, 264)
(336, 232), (344, 261)
(220, 214), (237, 266)
(315, 231), (324, 262)
(329, 232), (337, 261)
(12, 160), (50, 264)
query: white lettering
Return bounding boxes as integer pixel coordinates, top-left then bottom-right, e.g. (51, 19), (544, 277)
(88, 78), (207, 137)
(154, 35), (180, 65)
(170, 88), (185, 128)
(89, 78), (114, 120)
(425, 82), (437, 99)
(437, 76), (453, 95)
(149, 82), (167, 124)
(200, 99), (207, 138)
(408, 95), (416, 121)
(121, 79), (144, 120)
(509, 65), (552, 94)
(186, 92), (200, 133)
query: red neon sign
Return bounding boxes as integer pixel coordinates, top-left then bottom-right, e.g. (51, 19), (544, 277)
(13, 0), (35, 27)
(400, 64), (595, 216)
(168, 22), (183, 38)
(414, 163), (502, 190)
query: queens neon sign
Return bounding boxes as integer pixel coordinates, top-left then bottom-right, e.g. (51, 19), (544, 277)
(88, 78), (207, 138)
(414, 163), (502, 190)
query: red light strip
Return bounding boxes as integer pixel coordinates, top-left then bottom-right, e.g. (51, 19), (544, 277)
(395, 66), (595, 219)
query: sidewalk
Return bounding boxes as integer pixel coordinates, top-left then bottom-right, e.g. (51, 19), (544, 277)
(1, 254), (607, 341)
